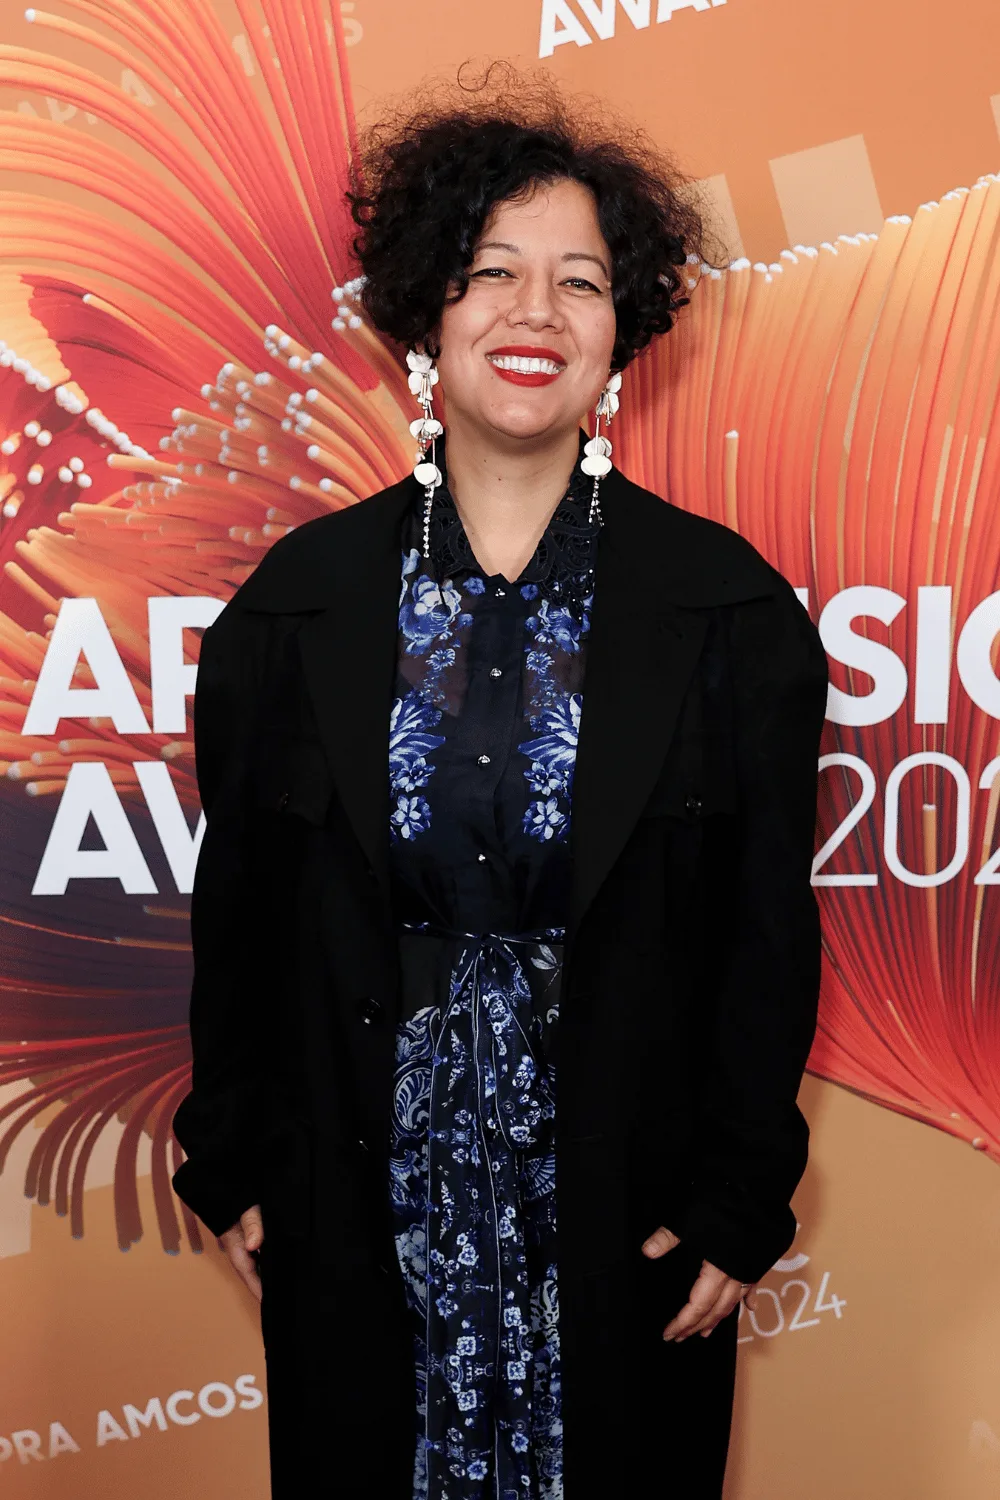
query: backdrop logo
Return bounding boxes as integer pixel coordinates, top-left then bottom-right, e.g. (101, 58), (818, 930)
(17, 581), (1000, 897)
(0, 1373), (263, 1469)
(739, 1223), (848, 1347)
(19, 595), (220, 895)
(539, 0), (730, 57)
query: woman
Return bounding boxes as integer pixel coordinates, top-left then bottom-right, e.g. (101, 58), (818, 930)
(172, 75), (829, 1500)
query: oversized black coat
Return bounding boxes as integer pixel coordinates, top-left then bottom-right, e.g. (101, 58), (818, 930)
(172, 461), (829, 1498)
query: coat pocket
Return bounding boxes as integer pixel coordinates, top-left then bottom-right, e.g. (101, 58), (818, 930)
(639, 642), (738, 824)
(639, 761), (738, 823)
(251, 734), (333, 828)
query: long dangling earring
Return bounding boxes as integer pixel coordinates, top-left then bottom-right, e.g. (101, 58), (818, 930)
(407, 349), (443, 560)
(581, 371), (622, 527)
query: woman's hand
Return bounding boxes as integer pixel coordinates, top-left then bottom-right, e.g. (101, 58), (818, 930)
(641, 1225), (758, 1341)
(219, 1205), (265, 1301)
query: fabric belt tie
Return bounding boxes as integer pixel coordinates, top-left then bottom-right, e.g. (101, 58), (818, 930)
(390, 920), (564, 1498)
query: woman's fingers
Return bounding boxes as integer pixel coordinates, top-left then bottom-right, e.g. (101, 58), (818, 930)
(218, 1206), (264, 1302)
(662, 1261), (746, 1341)
(686, 1278), (758, 1337)
(641, 1225), (681, 1258)
(241, 1204), (265, 1252)
(229, 1238), (263, 1302)
(643, 1230), (751, 1340)
(688, 1283), (743, 1338)
(662, 1261), (725, 1340)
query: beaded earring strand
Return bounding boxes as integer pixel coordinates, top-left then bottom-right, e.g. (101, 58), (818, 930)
(581, 370), (622, 527)
(407, 349), (443, 559)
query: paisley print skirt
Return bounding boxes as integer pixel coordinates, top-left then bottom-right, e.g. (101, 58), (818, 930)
(389, 926), (564, 1500)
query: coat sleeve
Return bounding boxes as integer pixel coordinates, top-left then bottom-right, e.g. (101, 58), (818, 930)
(672, 578), (829, 1286)
(171, 604), (270, 1238)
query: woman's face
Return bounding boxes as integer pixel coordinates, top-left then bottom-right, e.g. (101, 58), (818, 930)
(433, 177), (617, 446)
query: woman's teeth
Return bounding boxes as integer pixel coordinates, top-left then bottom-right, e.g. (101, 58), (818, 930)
(488, 355), (563, 375)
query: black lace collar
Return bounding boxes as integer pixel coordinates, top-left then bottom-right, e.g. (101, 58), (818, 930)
(409, 429), (599, 604)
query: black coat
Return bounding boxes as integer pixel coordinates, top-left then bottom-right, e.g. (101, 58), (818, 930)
(172, 462), (829, 1498)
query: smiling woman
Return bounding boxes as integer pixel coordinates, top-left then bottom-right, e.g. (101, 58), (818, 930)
(171, 60), (827, 1500)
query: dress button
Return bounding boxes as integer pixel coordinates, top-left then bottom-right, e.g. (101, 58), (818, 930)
(277, 790), (289, 810)
(477, 754), (491, 766)
(490, 667), (502, 679)
(359, 996), (383, 1025)
(477, 853), (487, 863)
(685, 794), (703, 815)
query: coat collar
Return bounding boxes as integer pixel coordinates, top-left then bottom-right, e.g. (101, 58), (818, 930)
(230, 461), (779, 616)
(234, 462), (778, 930)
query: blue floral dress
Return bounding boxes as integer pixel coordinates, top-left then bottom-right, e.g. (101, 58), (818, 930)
(388, 443), (599, 1500)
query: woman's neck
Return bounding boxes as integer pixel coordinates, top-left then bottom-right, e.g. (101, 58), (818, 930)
(442, 418), (582, 583)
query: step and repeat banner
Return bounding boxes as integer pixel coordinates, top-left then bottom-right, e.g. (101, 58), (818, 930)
(1, 0), (1000, 1495)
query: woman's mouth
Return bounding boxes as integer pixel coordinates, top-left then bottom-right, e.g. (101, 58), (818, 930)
(486, 347), (566, 387)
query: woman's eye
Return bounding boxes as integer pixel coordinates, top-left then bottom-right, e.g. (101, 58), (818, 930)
(469, 268), (603, 292)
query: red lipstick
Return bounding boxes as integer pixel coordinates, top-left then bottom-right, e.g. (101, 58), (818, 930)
(485, 345), (566, 388)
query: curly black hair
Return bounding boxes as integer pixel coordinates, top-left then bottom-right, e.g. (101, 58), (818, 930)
(347, 63), (711, 372)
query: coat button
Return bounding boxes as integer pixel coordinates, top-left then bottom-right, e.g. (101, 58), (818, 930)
(277, 789), (289, 810)
(685, 793), (703, 816)
(359, 996), (383, 1025)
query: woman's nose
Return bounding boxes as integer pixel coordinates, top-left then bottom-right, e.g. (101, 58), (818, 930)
(506, 278), (562, 330)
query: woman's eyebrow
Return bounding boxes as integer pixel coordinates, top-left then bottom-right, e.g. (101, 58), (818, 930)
(476, 241), (610, 280)
(561, 251), (610, 279)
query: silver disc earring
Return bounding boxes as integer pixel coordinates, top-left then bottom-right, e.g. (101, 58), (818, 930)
(407, 349), (443, 559)
(582, 371), (622, 526)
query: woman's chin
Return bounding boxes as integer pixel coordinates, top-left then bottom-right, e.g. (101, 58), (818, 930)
(480, 400), (582, 447)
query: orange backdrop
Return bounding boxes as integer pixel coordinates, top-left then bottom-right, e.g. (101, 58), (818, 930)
(1, 1), (1000, 1495)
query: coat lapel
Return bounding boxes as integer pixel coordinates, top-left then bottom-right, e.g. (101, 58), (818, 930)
(294, 484), (411, 904)
(568, 468), (775, 939)
(570, 519), (707, 938)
